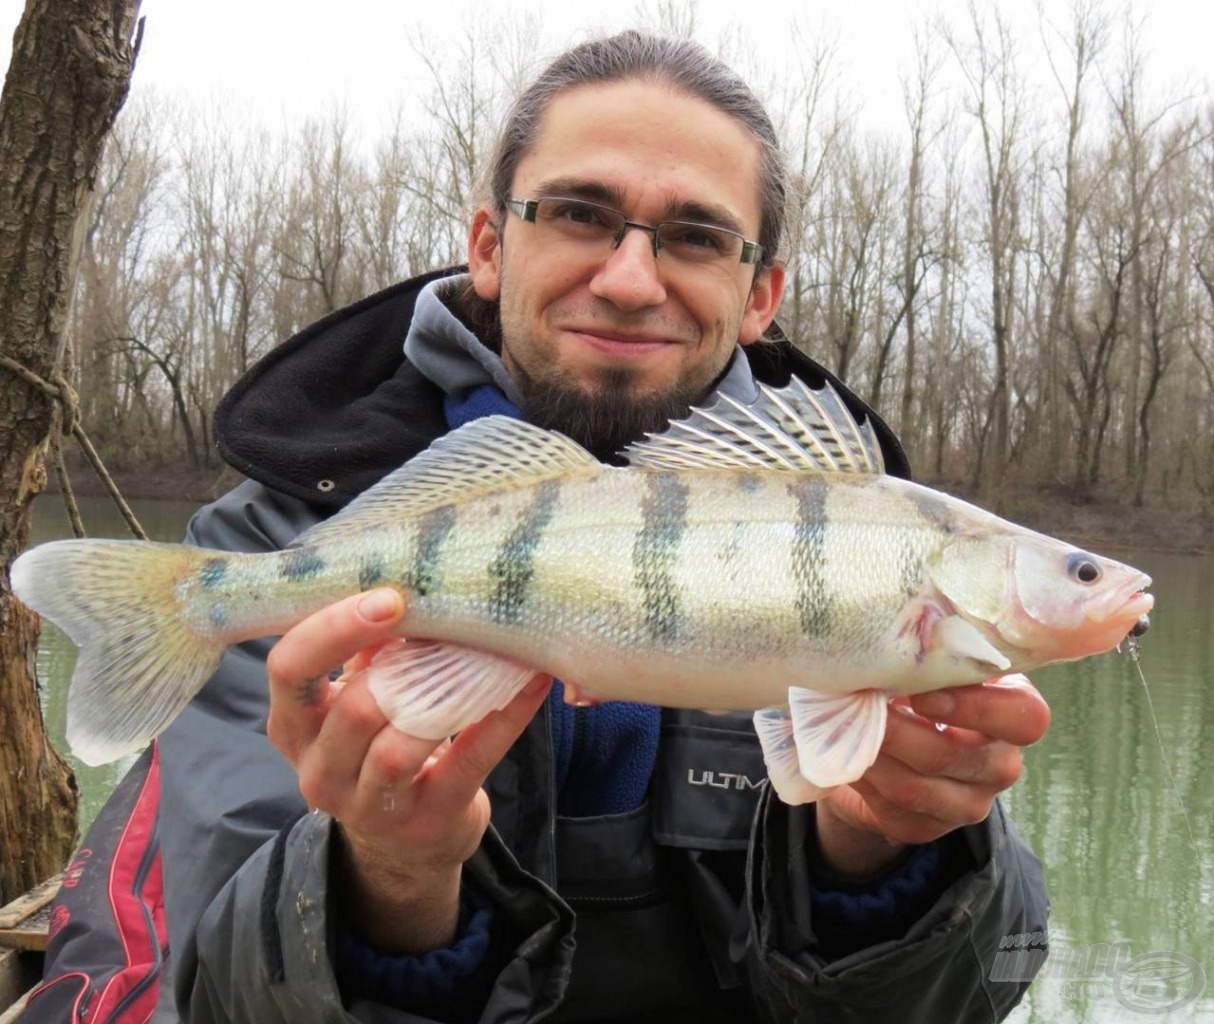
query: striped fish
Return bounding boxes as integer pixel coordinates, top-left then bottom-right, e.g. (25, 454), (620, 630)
(11, 380), (1153, 803)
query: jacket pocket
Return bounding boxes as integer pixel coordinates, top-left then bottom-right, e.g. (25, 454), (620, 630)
(651, 711), (767, 851)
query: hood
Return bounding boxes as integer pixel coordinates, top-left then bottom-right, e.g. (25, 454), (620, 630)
(213, 266), (910, 511)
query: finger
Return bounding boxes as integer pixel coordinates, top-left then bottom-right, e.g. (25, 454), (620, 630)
(843, 778), (958, 847)
(422, 675), (552, 808)
(353, 709), (447, 795)
(266, 589), (406, 757)
(346, 726), (449, 822)
(881, 703), (1025, 787)
(268, 589), (406, 696)
(861, 754), (1001, 830)
(909, 674), (1051, 747)
(308, 672), (438, 799)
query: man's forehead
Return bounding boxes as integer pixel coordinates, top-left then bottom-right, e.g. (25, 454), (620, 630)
(514, 81), (764, 230)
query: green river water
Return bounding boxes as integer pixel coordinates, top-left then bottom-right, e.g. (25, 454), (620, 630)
(28, 494), (1214, 1022)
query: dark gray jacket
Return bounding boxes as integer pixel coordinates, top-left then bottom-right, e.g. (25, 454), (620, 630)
(35, 269), (1052, 1023)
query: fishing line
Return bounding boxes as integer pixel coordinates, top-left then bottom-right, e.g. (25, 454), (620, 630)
(1122, 639), (1201, 854)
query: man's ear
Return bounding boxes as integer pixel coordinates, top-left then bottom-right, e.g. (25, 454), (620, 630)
(739, 264), (785, 344)
(468, 207), (502, 300)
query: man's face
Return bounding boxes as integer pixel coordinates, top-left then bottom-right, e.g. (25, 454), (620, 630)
(468, 79), (784, 456)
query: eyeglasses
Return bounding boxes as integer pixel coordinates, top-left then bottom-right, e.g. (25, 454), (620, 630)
(503, 196), (764, 270)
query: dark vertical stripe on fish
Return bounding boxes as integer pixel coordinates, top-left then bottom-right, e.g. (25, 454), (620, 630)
(199, 557), (229, 588)
(790, 477), (831, 639)
(633, 472), (690, 643)
(905, 483), (956, 536)
(359, 554), (387, 590)
(404, 506), (458, 597)
(489, 480), (561, 624)
(281, 547), (326, 580)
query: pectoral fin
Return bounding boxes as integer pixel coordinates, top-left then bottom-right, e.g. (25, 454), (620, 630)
(788, 687), (888, 789)
(753, 707), (832, 805)
(899, 593), (1012, 679)
(934, 615), (1011, 674)
(364, 638), (537, 739)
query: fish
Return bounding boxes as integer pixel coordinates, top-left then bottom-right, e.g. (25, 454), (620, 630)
(10, 379), (1154, 803)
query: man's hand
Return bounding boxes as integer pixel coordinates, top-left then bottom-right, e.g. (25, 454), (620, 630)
(815, 674), (1051, 878)
(265, 588), (551, 953)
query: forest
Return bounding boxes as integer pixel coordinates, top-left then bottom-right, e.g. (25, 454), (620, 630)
(61, 1), (1214, 512)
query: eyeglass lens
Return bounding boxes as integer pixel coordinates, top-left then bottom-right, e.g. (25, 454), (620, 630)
(532, 198), (746, 265)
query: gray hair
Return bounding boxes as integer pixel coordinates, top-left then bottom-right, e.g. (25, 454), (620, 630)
(483, 30), (787, 267)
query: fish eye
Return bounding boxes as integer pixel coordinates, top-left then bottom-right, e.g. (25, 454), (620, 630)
(1066, 552), (1101, 584)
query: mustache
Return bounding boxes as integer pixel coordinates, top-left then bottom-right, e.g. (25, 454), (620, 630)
(550, 301), (698, 343)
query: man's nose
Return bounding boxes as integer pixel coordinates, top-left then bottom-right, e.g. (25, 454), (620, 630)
(588, 227), (667, 310)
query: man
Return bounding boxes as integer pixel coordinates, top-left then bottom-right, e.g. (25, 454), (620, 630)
(27, 31), (1049, 1024)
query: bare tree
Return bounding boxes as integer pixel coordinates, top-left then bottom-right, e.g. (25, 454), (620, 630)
(1068, 166), (1139, 494)
(1108, 18), (1204, 487)
(896, 26), (946, 438)
(0, 0), (141, 903)
(1133, 135), (1195, 504)
(943, 1), (1028, 494)
(71, 95), (176, 462)
(1035, 0), (1108, 468)
(774, 26), (846, 355)
(275, 108), (365, 319)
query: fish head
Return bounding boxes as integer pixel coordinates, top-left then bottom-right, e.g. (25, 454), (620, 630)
(933, 531), (1153, 667)
(1005, 538), (1153, 662)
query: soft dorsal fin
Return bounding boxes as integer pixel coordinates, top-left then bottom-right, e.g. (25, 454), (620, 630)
(293, 415), (596, 548)
(623, 378), (885, 475)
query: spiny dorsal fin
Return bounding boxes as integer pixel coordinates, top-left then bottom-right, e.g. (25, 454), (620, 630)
(623, 378), (885, 475)
(294, 416), (596, 548)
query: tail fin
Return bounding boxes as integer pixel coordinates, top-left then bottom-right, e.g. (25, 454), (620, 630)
(11, 539), (229, 766)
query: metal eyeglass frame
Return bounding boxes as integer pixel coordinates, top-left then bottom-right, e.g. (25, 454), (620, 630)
(503, 196), (764, 266)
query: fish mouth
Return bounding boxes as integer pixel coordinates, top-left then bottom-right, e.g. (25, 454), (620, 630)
(1099, 572), (1154, 634)
(1048, 568), (1154, 659)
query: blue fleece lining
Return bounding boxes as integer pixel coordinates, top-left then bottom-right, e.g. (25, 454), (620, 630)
(443, 385), (523, 429)
(336, 906), (493, 998)
(809, 840), (943, 926)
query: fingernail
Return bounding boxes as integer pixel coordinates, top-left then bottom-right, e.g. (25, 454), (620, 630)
(916, 691), (955, 718)
(358, 589), (400, 622)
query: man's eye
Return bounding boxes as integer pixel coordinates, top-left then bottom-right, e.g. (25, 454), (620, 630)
(550, 202), (607, 227)
(566, 204), (599, 224)
(664, 224), (727, 251)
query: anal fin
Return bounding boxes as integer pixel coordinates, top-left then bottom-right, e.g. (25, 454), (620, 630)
(789, 687), (888, 789)
(753, 707), (832, 805)
(365, 638), (537, 739)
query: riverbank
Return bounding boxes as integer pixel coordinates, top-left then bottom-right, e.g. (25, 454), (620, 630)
(45, 455), (1214, 555)
(993, 485), (1212, 555)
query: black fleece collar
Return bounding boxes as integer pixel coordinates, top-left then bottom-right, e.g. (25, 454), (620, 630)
(213, 266), (909, 512)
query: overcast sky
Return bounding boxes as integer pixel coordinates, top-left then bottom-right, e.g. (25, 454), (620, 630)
(1, 0), (1211, 141)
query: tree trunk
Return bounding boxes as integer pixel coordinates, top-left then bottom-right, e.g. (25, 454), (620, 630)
(0, 0), (141, 904)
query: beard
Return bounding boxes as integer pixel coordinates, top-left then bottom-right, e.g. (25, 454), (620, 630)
(513, 363), (703, 463)
(485, 274), (732, 461)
